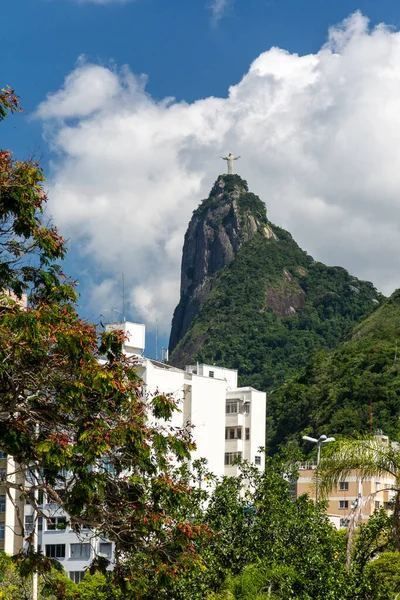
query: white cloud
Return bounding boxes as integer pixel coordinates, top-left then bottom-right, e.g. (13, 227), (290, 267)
(37, 12), (400, 335)
(209, 0), (231, 24)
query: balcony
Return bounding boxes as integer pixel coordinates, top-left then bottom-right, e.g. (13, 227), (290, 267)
(225, 439), (243, 453)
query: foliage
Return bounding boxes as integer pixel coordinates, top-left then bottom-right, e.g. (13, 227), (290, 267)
(199, 459), (350, 600)
(0, 92), (210, 599)
(0, 552), (32, 599)
(268, 291), (400, 451)
(363, 552), (400, 599)
(171, 196), (381, 401)
(319, 437), (400, 553)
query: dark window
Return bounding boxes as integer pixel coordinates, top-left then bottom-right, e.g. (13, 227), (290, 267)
(254, 456), (261, 466)
(70, 543), (91, 559)
(375, 501), (380, 510)
(46, 544), (65, 559)
(339, 501), (349, 510)
(0, 496), (5, 512)
(224, 452), (242, 466)
(209, 371), (214, 378)
(47, 517), (67, 531)
(339, 482), (349, 491)
(237, 428), (242, 440)
(69, 572), (85, 584)
(25, 515), (34, 535)
(99, 542), (112, 558)
(245, 428), (250, 441)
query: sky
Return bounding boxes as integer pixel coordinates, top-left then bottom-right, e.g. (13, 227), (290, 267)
(3, 0), (400, 357)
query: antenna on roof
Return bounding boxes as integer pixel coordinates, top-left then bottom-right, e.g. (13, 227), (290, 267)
(122, 272), (126, 323)
(156, 318), (159, 361)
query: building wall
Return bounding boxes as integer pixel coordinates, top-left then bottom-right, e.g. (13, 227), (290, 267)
(225, 388), (266, 476)
(189, 374), (226, 477)
(15, 324), (266, 580)
(185, 364), (238, 389)
(295, 467), (396, 526)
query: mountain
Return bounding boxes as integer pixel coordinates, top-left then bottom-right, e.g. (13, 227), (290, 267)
(169, 174), (382, 392)
(268, 290), (400, 452)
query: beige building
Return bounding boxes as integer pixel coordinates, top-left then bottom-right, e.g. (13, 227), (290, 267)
(293, 435), (397, 528)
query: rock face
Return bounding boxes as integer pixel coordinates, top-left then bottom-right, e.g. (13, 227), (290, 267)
(169, 174), (382, 392)
(169, 175), (268, 353)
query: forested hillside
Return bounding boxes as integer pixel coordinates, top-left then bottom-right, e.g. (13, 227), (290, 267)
(268, 290), (400, 452)
(170, 176), (382, 391)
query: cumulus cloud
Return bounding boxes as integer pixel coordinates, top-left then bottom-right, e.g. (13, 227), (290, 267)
(209, 0), (231, 24)
(36, 12), (400, 334)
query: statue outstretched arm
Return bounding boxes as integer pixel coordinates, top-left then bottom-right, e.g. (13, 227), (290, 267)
(233, 156), (241, 160)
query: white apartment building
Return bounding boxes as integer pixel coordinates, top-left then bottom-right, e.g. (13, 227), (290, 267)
(19, 320), (266, 582)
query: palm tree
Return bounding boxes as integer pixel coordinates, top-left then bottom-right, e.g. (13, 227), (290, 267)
(318, 436), (400, 556)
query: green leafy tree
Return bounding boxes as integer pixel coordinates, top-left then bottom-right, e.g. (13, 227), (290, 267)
(0, 91), (209, 599)
(202, 458), (350, 600)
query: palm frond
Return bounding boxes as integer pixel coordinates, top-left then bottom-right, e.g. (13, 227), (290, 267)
(318, 438), (400, 499)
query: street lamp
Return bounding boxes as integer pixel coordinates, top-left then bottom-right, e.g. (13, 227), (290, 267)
(302, 434), (335, 502)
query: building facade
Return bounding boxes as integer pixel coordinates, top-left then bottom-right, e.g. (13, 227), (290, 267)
(17, 320), (267, 581)
(293, 434), (397, 527)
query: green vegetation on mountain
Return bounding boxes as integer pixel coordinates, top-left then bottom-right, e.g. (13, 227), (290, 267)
(268, 290), (400, 452)
(170, 198), (382, 391)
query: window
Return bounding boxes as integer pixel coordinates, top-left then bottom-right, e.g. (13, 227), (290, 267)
(25, 515), (34, 535)
(70, 543), (91, 559)
(69, 572), (85, 584)
(99, 542), (112, 558)
(226, 400), (239, 415)
(339, 501), (349, 510)
(225, 427), (242, 440)
(0, 524), (4, 541)
(254, 456), (261, 466)
(47, 516), (67, 531)
(339, 482), (349, 491)
(0, 451), (7, 459)
(245, 428), (250, 441)
(25, 491), (44, 505)
(376, 482), (380, 491)
(209, 371), (214, 378)
(45, 544), (66, 559)
(224, 452), (242, 466)
(243, 403), (250, 414)
(0, 469), (6, 481)
(384, 501), (392, 510)
(375, 501), (380, 510)
(48, 489), (66, 504)
(0, 496), (5, 513)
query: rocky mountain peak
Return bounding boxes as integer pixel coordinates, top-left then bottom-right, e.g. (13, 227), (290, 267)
(169, 174), (272, 353)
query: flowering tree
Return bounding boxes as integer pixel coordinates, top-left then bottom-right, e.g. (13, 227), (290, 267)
(0, 89), (209, 599)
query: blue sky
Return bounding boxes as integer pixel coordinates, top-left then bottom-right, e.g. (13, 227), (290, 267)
(3, 0), (400, 357)
(4, 0), (400, 157)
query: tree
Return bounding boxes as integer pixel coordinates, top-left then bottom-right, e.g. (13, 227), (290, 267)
(0, 90), (209, 599)
(202, 458), (350, 600)
(319, 437), (400, 551)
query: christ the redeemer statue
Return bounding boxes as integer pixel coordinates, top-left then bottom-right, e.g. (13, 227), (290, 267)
(221, 152), (241, 175)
